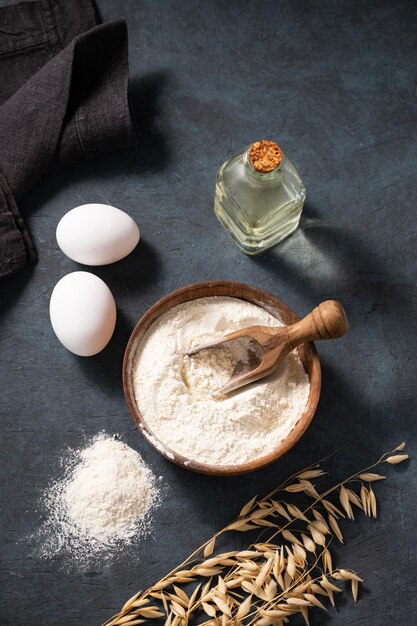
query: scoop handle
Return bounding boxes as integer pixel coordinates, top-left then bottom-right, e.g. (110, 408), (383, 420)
(286, 300), (349, 349)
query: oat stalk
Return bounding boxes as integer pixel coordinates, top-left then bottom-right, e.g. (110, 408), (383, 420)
(103, 443), (408, 626)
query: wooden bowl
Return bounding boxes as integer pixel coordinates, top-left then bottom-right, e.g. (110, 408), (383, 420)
(123, 281), (321, 476)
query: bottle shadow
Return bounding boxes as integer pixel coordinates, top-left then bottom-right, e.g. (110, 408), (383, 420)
(251, 202), (413, 331)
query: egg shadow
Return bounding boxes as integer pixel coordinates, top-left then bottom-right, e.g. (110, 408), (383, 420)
(75, 308), (133, 398)
(73, 239), (162, 396)
(86, 238), (162, 294)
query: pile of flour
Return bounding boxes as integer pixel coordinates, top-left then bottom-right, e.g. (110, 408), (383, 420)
(32, 434), (160, 568)
(133, 296), (310, 467)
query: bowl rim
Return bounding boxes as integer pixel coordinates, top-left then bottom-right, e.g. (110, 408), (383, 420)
(123, 280), (321, 476)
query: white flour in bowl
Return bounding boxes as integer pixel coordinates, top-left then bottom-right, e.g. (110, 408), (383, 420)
(133, 296), (310, 467)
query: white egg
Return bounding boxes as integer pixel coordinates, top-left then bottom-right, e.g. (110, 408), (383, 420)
(50, 272), (117, 356)
(56, 203), (140, 265)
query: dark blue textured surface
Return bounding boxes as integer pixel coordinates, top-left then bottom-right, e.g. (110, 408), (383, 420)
(0, 1), (416, 624)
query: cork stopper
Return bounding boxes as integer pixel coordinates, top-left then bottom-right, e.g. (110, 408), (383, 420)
(249, 140), (283, 173)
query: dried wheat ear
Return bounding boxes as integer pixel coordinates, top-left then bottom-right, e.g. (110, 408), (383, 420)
(104, 443), (409, 626)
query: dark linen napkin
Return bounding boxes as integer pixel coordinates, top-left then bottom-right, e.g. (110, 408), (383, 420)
(0, 0), (137, 278)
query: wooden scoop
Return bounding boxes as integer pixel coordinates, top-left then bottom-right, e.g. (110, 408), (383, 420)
(187, 300), (349, 398)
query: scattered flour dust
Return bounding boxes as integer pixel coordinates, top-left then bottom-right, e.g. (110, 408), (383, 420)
(133, 296), (310, 467)
(31, 433), (161, 569)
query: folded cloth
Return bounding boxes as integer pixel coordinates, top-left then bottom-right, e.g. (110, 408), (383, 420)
(0, 0), (137, 278)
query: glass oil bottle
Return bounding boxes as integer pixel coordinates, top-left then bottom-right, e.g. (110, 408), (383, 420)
(214, 140), (306, 254)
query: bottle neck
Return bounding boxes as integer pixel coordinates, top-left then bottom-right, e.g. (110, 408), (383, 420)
(243, 148), (284, 184)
